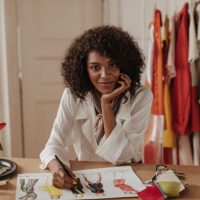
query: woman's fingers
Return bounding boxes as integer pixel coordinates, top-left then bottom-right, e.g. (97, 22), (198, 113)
(120, 73), (132, 88)
(52, 170), (76, 189)
(118, 80), (127, 90)
(52, 173), (75, 189)
(53, 178), (74, 189)
(101, 74), (132, 103)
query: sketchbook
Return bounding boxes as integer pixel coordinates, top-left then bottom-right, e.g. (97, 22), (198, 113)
(15, 166), (145, 199)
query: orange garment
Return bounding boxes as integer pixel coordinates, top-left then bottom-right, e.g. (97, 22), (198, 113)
(163, 84), (176, 147)
(144, 9), (164, 164)
(172, 3), (191, 135)
(151, 10), (164, 115)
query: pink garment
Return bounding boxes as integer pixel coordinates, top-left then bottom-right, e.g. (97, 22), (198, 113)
(91, 91), (122, 144)
(94, 114), (103, 143)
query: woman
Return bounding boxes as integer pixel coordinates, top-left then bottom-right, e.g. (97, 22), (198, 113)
(40, 26), (153, 189)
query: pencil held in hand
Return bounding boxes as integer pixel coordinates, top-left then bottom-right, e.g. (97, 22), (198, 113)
(55, 155), (76, 179)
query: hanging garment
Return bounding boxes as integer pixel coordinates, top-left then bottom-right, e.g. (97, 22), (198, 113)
(151, 10), (164, 116)
(189, 2), (200, 131)
(166, 15), (176, 84)
(163, 15), (176, 149)
(178, 135), (193, 165)
(144, 9), (164, 164)
(145, 24), (154, 89)
(162, 15), (176, 164)
(196, 3), (200, 104)
(193, 133), (200, 165)
(188, 2), (200, 165)
(163, 14), (178, 165)
(172, 3), (191, 135)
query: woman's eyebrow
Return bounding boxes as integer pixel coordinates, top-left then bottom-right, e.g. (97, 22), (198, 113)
(108, 59), (114, 63)
(87, 62), (100, 64)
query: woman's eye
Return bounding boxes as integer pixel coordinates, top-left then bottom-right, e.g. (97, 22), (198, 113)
(91, 65), (100, 70)
(109, 63), (118, 69)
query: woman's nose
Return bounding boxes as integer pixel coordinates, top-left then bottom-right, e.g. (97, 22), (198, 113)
(100, 68), (109, 77)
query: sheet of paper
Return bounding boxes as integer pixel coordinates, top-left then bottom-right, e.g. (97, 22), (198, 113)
(15, 166), (145, 199)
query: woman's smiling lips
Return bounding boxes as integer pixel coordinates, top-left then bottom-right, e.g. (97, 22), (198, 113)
(99, 81), (114, 86)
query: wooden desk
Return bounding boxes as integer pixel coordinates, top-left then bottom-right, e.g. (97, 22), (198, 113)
(1, 158), (200, 199)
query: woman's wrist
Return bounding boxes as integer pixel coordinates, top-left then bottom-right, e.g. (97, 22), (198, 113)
(101, 95), (112, 105)
(47, 159), (63, 173)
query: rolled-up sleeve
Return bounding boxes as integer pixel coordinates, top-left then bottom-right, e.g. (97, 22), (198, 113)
(96, 88), (153, 164)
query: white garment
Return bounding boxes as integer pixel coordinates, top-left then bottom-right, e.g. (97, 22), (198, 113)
(188, 2), (199, 64)
(195, 3), (200, 104)
(189, 2), (200, 166)
(146, 25), (154, 88)
(197, 3), (200, 42)
(166, 15), (176, 84)
(189, 2), (199, 87)
(40, 86), (153, 168)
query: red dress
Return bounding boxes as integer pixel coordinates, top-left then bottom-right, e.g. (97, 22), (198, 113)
(172, 3), (191, 135)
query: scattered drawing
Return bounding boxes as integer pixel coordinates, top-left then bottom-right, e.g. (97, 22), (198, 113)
(113, 171), (138, 194)
(19, 178), (38, 200)
(40, 176), (63, 199)
(83, 173), (105, 196)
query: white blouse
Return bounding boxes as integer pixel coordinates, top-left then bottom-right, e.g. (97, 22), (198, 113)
(40, 86), (153, 168)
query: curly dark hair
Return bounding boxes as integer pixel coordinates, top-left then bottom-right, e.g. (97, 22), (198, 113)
(61, 25), (145, 101)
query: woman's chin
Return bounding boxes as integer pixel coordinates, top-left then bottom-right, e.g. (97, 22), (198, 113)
(96, 86), (115, 96)
(101, 90), (113, 95)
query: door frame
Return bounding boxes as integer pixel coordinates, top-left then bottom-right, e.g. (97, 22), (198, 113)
(0, 0), (23, 157)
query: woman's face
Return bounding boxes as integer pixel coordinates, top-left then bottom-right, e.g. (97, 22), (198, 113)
(87, 51), (120, 96)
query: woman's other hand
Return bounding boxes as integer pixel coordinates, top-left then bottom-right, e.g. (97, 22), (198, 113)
(101, 73), (132, 104)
